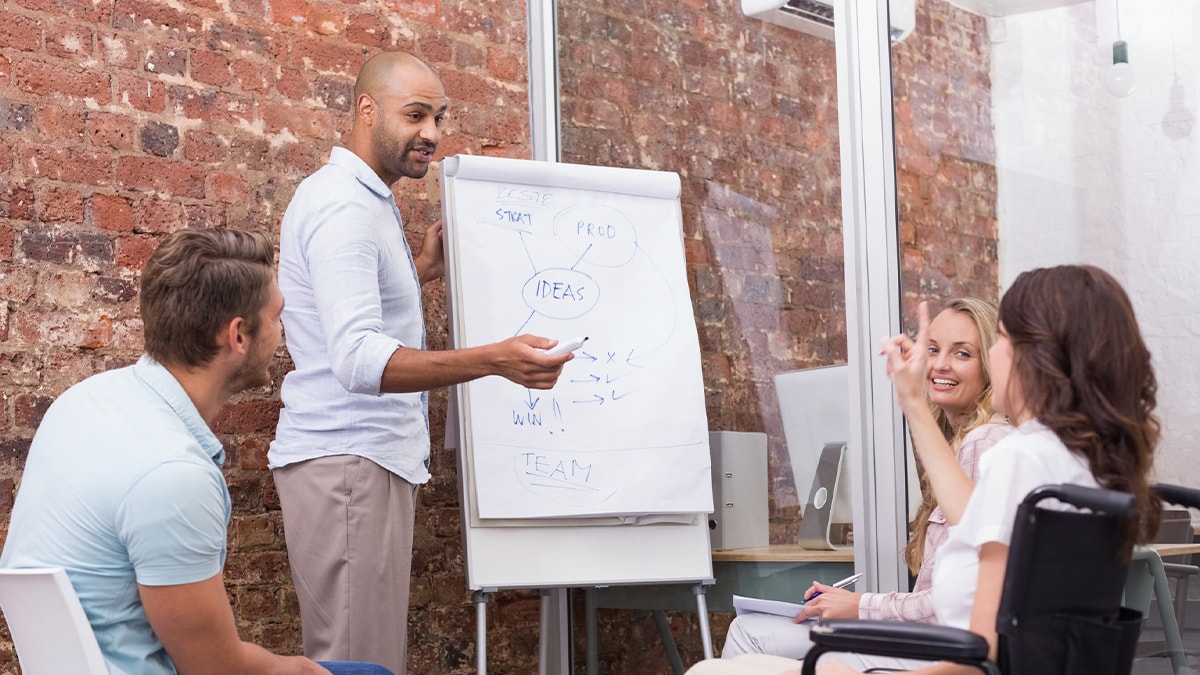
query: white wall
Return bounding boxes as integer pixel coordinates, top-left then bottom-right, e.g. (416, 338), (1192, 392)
(994, 0), (1200, 487)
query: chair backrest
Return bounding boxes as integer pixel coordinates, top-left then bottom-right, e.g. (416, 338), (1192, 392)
(995, 484), (1141, 675)
(1154, 483), (1200, 565)
(1155, 508), (1194, 563)
(0, 568), (108, 675)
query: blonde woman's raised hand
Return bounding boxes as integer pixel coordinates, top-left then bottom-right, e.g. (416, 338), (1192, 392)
(881, 300), (932, 411)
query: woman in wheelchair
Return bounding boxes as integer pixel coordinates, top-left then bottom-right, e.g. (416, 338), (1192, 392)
(822, 264), (1160, 674)
(720, 298), (1011, 660)
(696, 265), (1161, 675)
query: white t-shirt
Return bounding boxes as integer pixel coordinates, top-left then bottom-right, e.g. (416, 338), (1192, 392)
(931, 419), (1098, 629)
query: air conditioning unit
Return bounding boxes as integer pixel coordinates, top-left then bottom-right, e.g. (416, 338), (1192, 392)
(741, 0), (916, 44)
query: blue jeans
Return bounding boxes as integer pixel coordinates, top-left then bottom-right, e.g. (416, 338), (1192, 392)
(318, 662), (394, 675)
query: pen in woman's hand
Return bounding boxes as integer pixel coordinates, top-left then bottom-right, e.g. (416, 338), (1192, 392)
(804, 572), (863, 603)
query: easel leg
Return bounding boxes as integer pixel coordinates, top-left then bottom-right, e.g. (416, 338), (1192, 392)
(693, 583), (714, 659)
(652, 610), (685, 674)
(538, 590), (550, 675)
(473, 589), (490, 675)
(585, 587), (598, 675)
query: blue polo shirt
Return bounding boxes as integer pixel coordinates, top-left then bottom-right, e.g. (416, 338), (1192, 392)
(0, 355), (230, 675)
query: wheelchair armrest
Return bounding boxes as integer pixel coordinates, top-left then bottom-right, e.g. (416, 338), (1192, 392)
(801, 620), (998, 675)
(1162, 562), (1199, 577)
(1155, 483), (1200, 510)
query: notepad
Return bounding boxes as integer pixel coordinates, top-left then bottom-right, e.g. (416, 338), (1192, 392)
(732, 595), (811, 620)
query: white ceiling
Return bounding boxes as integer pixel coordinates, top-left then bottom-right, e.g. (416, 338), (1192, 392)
(945, 0), (1090, 16)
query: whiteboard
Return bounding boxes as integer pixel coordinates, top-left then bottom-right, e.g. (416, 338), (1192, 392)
(442, 155), (713, 519)
(441, 155), (713, 589)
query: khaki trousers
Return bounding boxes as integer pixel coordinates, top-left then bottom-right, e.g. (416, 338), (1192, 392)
(274, 455), (418, 675)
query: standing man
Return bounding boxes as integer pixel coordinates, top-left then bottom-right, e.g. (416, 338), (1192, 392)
(1, 229), (388, 675)
(269, 51), (570, 674)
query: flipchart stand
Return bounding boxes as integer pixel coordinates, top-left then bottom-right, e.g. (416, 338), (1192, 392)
(473, 582), (715, 675)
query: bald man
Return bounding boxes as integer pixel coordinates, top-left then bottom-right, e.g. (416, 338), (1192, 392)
(269, 52), (571, 674)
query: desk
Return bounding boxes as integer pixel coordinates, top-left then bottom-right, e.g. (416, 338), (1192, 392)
(1151, 542), (1200, 558)
(585, 546), (854, 674)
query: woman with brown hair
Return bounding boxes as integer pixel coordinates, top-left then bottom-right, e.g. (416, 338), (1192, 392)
(697, 265), (1160, 675)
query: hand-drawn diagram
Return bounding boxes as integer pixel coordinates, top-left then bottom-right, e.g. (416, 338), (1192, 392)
(448, 165), (712, 519)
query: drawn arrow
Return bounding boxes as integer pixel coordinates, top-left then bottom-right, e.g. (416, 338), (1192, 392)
(526, 390), (540, 410)
(571, 374), (601, 384)
(573, 394), (605, 405)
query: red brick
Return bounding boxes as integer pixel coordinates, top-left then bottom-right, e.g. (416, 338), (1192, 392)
(213, 400), (281, 434)
(13, 0), (111, 23)
(209, 172), (251, 204)
(12, 309), (113, 349)
(114, 74), (168, 113)
(274, 68), (310, 101)
(417, 34), (453, 64)
(0, 351), (41, 387)
(35, 104), (85, 143)
(229, 136), (272, 171)
(486, 47), (523, 82)
(21, 144), (112, 185)
(135, 197), (186, 234)
(439, 69), (500, 106)
(111, 0), (202, 40)
(207, 21), (277, 57)
(308, 3), (347, 36)
(266, 0), (306, 26)
(35, 185), (86, 224)
(236, 435), (271, 471)
(384, 0), (437, 20)
(0, 14), (42, 52)
(0, 225), (12, 262)
(259, 100), (335, 139)
(38, 270), (93, 308)
(45, 22), (93, 59)
(115, 156), (206, 199)
(191, 49), (232, 86)
(115, 233), (161, 269)
(0, 54), (10, 87)
(143, 46), (187, 77)
(97, 32), (138, 68)
(0, 179), (35, 220)
(345, 13), (392, 49)
(231, 60), (272, 92)
(170, 86), (253, 126)
(183, 130), (228, 163)
(88, 111), (136, 150)
(186, 203), (227, 230)
(90, 193), (135, 233)
(0, 265), (36, 303)
(292, 37), (363, 76)
(14, 59), (110, 104)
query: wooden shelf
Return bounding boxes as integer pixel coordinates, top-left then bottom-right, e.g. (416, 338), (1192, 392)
(712, 544), (855, 563)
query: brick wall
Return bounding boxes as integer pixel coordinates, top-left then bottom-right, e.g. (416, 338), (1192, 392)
(0, 0), (997, 673)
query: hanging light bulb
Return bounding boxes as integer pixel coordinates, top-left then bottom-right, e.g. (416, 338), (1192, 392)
(1104, 39), (1136, 97)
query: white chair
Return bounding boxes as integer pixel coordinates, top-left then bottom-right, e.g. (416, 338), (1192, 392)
(0, 568), (108, 674)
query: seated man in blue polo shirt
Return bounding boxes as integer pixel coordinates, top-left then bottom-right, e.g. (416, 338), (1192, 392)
(0, 229), (389, 675)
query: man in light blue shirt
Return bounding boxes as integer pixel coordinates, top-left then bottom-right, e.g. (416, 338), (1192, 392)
(269, 51), (572, 674)
(1, 229), (389, 675)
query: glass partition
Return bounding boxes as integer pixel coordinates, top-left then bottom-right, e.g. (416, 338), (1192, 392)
(896, 0), (1198, 514)
(556, 0), (848, 552)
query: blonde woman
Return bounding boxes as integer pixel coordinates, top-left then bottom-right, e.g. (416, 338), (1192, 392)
(717, 298), (1010, 661)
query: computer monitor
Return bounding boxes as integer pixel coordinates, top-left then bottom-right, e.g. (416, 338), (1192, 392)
(774, 364), (853, 548)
